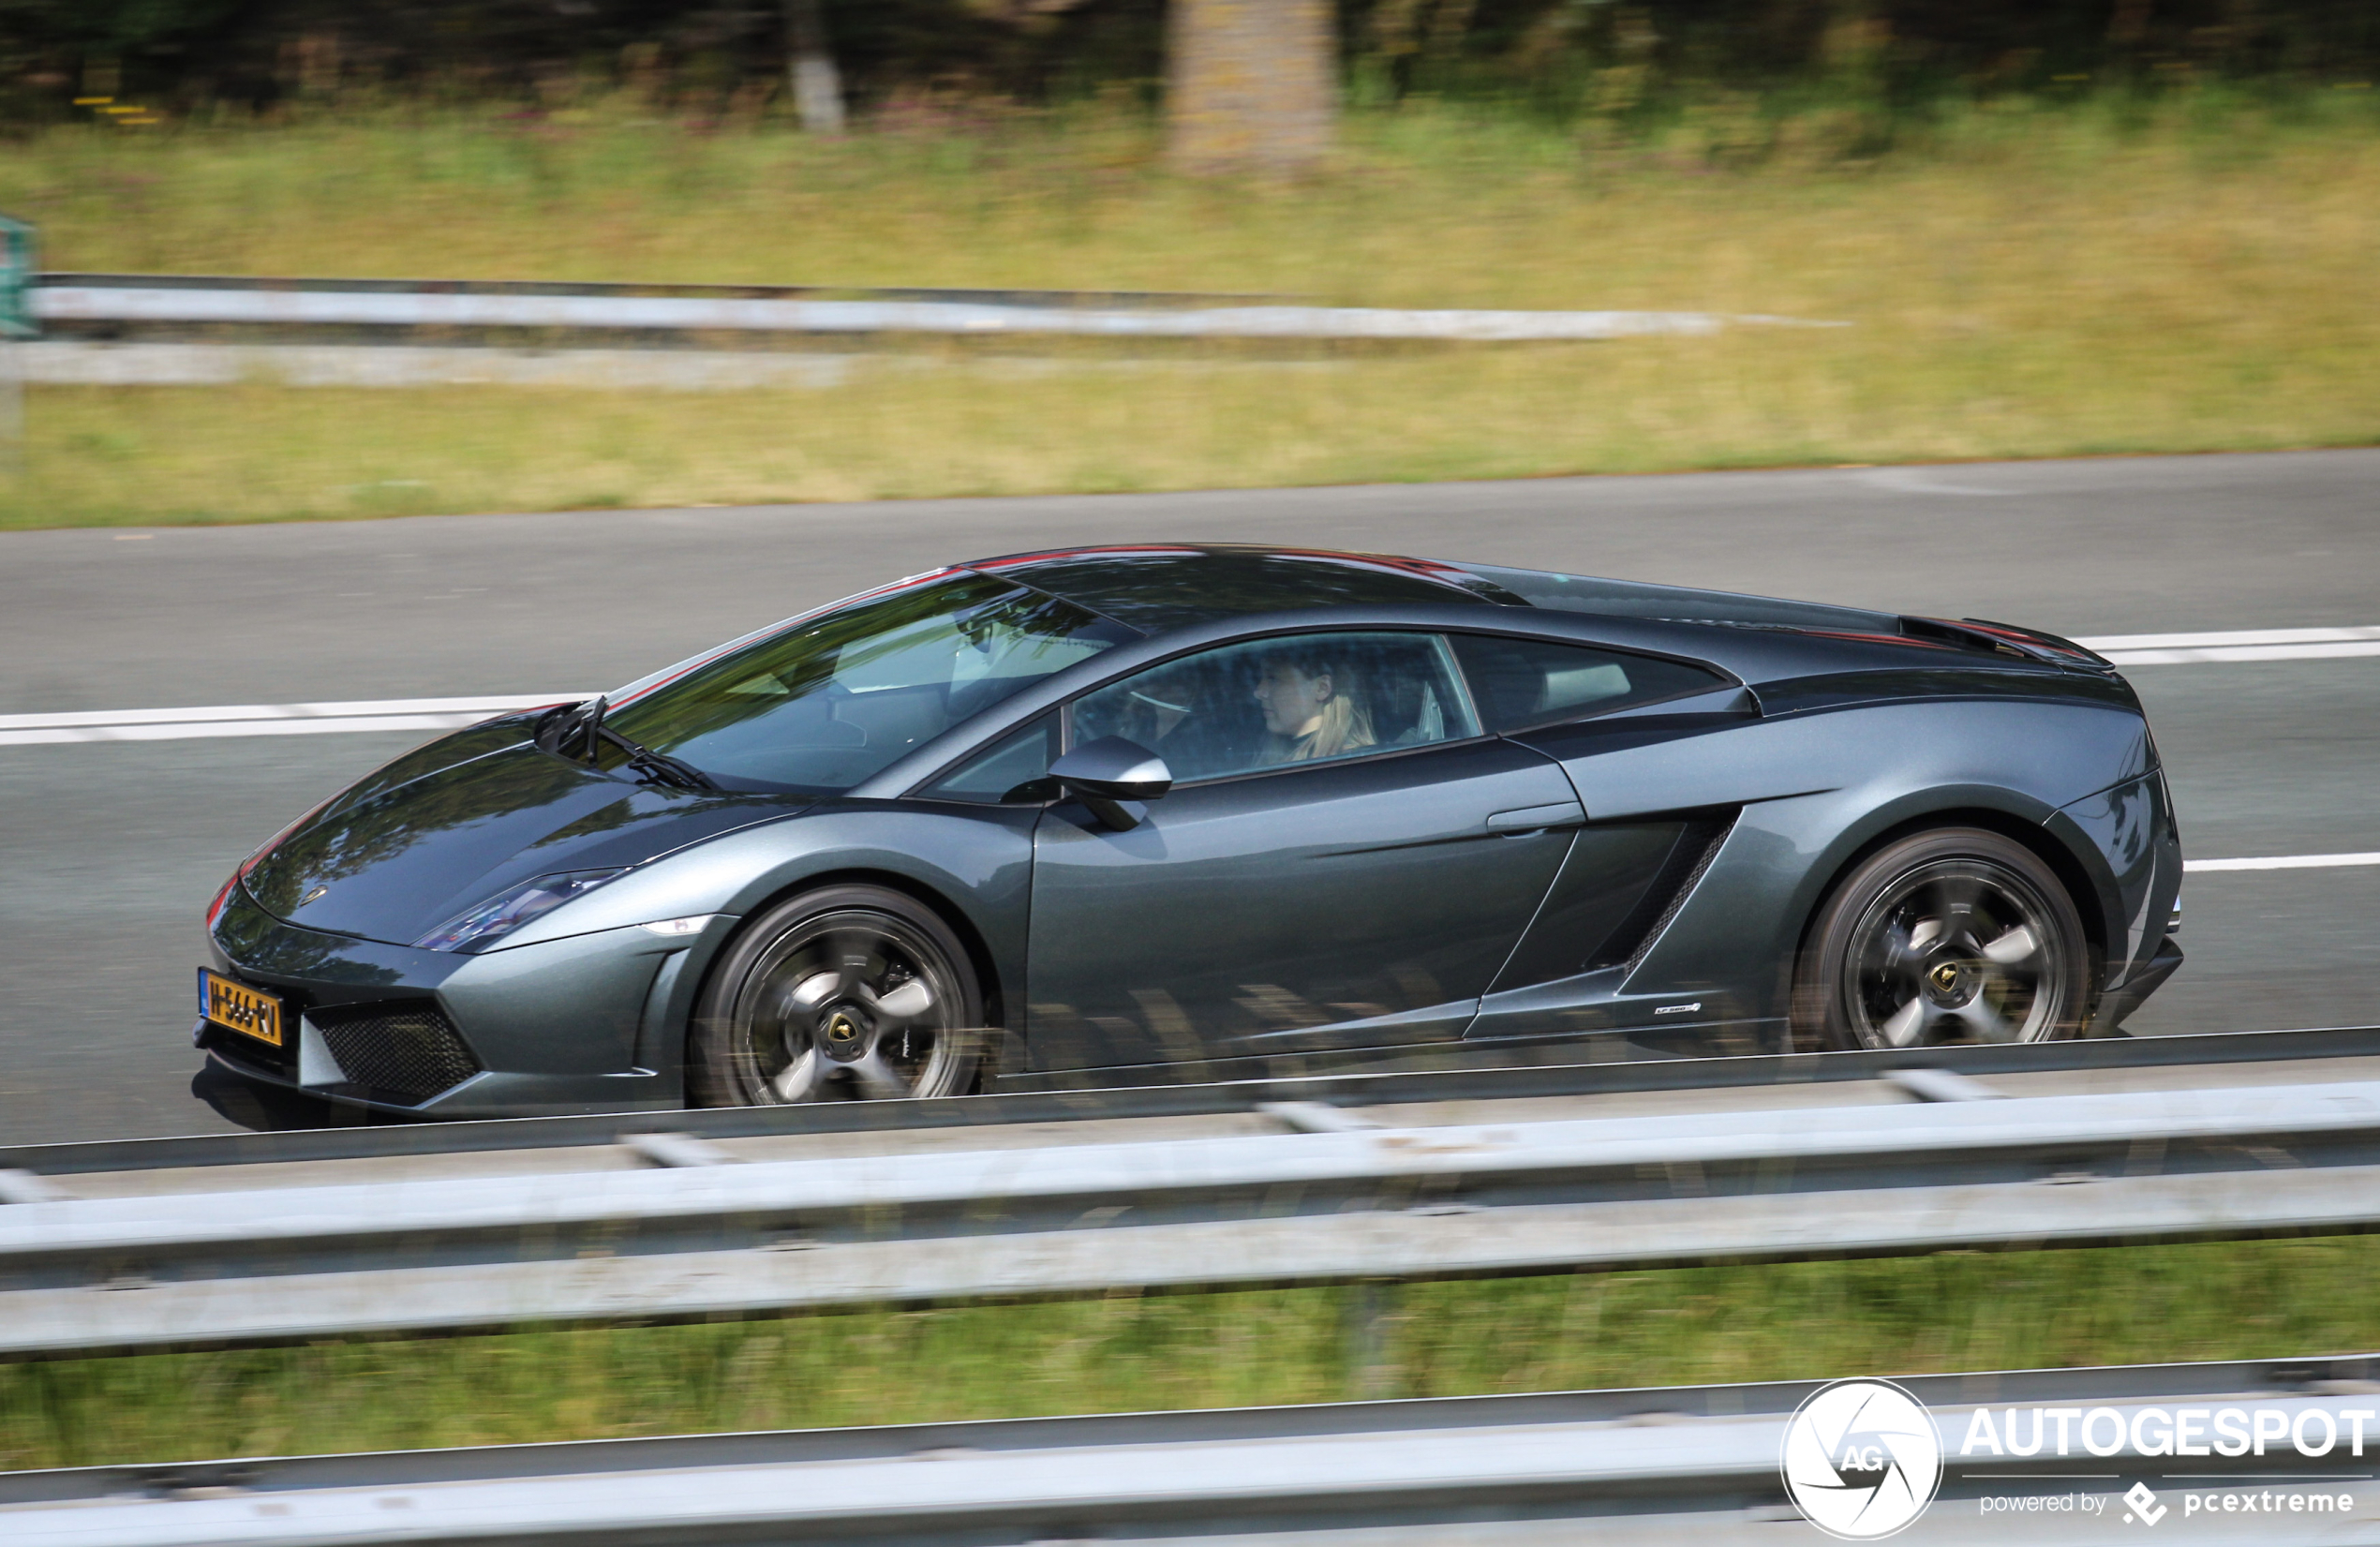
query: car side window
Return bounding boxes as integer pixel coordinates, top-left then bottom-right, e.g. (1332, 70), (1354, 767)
(917, 713), (1060, 804)
(1450, 634), (1726, 733)
(1069, 632), (1480, 784)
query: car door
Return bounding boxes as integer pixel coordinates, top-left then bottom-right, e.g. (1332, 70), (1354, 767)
(1438, 632), (1761, 1043)
(1024, 631), (1581, 1074)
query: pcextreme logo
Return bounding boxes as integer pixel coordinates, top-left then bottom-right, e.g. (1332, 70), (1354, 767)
(1780, 1378), (1944, 1540)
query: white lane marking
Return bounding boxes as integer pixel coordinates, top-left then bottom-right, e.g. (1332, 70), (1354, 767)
(6, 714), (500, 746)
(2076, 625), (2380, 665)
(0, 694), (586, 747)
(2080, 626), (2380, 650)
(2099, 642), (2380, 665)
(0, 695), (582, 731)
(1855, 468), (2024, 498)
(2184, 852), (2380, 873)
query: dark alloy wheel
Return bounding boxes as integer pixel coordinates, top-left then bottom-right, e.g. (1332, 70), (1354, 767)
(1792, 827), (2094, 1051)
(689, 885), (980, 1105)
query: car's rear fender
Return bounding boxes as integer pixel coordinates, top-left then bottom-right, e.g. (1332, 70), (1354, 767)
(2048, 767), (2183, 993)
(1617, 782), (2075, 1023)
(1554, 696), (2152, 1021)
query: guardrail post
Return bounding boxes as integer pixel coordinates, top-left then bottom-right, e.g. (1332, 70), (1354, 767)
(0, 215), (32, 479)
(1345, 1280), (1400, 1401)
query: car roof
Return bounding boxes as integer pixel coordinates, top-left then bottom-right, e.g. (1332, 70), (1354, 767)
(953, 542), (2101, 677)
(960, 544), (1518, 632)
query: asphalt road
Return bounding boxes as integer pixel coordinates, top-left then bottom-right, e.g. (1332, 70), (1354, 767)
(2, 448), (2373, 1144)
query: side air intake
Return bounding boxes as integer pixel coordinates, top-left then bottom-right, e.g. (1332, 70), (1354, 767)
(1588, 814), (1737, 974)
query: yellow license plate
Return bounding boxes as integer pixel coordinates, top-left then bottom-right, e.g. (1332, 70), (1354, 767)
(199, 968), (285, 1048)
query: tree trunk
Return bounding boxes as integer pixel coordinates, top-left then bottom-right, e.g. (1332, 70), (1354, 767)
(784, 0), (845, 135)
(1168, 0), (1336, 177)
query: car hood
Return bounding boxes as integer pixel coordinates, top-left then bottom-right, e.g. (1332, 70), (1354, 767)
(244, 729), (805, 946)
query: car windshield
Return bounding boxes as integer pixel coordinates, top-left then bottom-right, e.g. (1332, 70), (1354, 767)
(602, 573), (1137, 794)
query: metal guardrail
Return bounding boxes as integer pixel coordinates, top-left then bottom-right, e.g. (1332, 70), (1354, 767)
(27, 272), (1818, 342)
(11, 1022), (2377, 1181)
(5, 1354), (2377, 1545)
(41, 273), (1289, 307)
(7, 1063), (2380, 1357)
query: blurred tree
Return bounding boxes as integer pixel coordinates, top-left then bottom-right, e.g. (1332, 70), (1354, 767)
(1168, 0), (1336, 174)
(783, 0), (843, 131)
(1, 1), (2376, 122)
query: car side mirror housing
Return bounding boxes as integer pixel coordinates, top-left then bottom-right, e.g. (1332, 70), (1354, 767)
(1049, 736), (1172, 831)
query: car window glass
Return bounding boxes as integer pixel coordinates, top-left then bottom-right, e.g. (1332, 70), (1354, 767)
(917, 713), (1060, 804)
(1450, 634), (1725, 732)
(605, 574), (1134, 794)
(1071, 632), (1479, 784)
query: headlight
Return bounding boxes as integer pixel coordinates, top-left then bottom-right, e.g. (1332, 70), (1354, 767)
(413, 870), (626, 953)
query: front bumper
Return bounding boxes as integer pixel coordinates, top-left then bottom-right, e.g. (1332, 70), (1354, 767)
(202, 883), (732, 1117)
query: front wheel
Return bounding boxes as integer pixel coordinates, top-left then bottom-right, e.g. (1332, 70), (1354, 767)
(1792, 827), (2094, 1051)
(688, 885), (981, 1106)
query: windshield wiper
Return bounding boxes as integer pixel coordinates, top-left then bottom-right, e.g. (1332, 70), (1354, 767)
(535, 697), (594, 754)
(538, 696), (721, 793)
(594, 723), (721, 793)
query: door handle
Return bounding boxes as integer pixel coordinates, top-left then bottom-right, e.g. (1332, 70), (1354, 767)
(1486, 800), (1585, 834)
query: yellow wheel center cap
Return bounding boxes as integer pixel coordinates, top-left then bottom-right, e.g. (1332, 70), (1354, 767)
(1929, 962), (1962, 992)
(825, 1013), (860, 1045)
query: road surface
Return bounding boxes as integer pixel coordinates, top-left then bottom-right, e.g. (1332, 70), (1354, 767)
(2, 449), (2371, 1143)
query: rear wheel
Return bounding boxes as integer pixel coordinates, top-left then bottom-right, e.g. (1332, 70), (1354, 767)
(1792, 827), (2093, 1051)
(688, 885), (980, 1106)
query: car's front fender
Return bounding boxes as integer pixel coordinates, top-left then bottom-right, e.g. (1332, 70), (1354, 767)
(496, 797), (1041, 1024)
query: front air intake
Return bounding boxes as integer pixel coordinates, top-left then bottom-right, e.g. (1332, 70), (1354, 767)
(313, 1003), (482, 1102)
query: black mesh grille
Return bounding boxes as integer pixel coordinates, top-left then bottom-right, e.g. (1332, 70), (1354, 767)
(1582, 813), (1737, 974)
(314, 1004), (481, 1101)
(1620, 817), (1735, 972)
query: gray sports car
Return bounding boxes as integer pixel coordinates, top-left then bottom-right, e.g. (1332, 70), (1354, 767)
(199, 543), (2183, 1117)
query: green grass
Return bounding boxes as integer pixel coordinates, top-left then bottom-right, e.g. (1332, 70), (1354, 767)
(7, 1236), (2378, 1469)
(1, 89), (2376, 528)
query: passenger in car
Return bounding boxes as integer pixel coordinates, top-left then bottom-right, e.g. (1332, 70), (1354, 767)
(1254, 647), (1377, 765)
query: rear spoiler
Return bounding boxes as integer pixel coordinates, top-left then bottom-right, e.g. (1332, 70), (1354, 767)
(1899, 616), (2119, 672)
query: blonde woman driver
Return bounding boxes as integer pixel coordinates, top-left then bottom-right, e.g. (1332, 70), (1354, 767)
(1253, 645), (1376, 766)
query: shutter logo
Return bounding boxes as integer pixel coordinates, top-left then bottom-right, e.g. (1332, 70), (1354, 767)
(1780, 1378), (1943, 1540)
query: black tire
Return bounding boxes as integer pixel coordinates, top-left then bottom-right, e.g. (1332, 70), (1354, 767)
(1792, 827), (2095, 1051)
(688, 885), (981, 1107)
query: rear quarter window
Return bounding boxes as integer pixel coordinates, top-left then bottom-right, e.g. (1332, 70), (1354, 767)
(1451, 634), (1726, 732)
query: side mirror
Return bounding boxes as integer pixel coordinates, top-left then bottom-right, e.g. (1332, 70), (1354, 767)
(1049, 736), (1172, 832)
